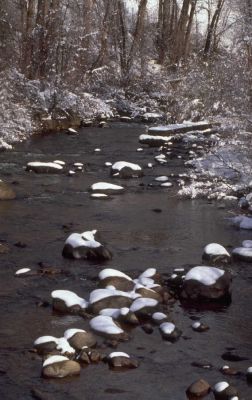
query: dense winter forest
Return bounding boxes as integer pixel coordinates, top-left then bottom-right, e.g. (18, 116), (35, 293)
(0, 0), (252, 145)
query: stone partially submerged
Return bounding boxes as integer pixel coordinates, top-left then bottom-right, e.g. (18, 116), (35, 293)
(62, 230), (112, 261)
(202, 243), (231, 264)
(106, 352), (139, 370)
(111, 161), (143, 178)
(181, 266), (231, 302)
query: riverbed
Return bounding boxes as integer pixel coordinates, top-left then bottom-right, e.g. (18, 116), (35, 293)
(0, 123), (251, 399)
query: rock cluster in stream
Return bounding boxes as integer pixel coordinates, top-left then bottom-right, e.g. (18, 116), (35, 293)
(32, 243), (237, 380)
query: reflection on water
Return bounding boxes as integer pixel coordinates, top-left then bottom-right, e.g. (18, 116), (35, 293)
(0, 124), (251, 400)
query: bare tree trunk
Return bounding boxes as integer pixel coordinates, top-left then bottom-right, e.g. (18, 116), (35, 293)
(117, 0), (127, 76)
(91, 0), (112, 70)
(184, 0), (197, 58)
(203, 0), (225, 57)
(171, 0), (191, 64)
(21, 0), (36, 77)
(126, 0), (148, 75)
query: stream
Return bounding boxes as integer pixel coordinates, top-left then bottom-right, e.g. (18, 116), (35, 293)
(0, 123), (251, 400)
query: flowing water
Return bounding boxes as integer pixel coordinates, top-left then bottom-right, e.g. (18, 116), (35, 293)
(0, 123), (251, 399)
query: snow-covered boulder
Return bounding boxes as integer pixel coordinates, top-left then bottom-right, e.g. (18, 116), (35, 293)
(51, 290), (88, 314)
(89, 315), (128, 340)
(34, 335), (75, 355)
(62, 230), (112, 261)
(134, 284), (162, 302)
(202, 243), (231, 264)
(181, 266), (231, 301)
(106, 352), (139, 370)
(42, 355), (80, 378)
(90, 182), (125, 194)
(111, 161), (143, 179)
(26, 161), (64, 174)
(98, 268), (135, 291)
(159, 322), (182, 342)
(130, 297), (158, 316)
(0, 180), (16, 200)
(64, 329), (96, 350)
(88, 288), (134, 314)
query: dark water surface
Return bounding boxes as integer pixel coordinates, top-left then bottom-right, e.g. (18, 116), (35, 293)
(0, 124), (251, 399)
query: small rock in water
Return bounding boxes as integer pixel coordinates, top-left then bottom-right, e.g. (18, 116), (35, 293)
(141, 324), (154, 334)
(186, 378), (211, 398)
(191, 321), (209, 332)
(220, 365), (240, 376)
(159, 322), (182, 342)
(106, 352), (139, 370)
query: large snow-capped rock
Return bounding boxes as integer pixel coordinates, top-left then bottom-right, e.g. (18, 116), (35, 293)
(88, 288), (134, 314)
(42, 355), (80, 378)
(98, 268), (135, 291)
(51, 290), (88, 313)
(89, 315), (128, 340)
(202, 243), (231, 264)
(62, 230), (112, 261)
(111, 161), (143, 178)
(181, 266), (231, 301)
